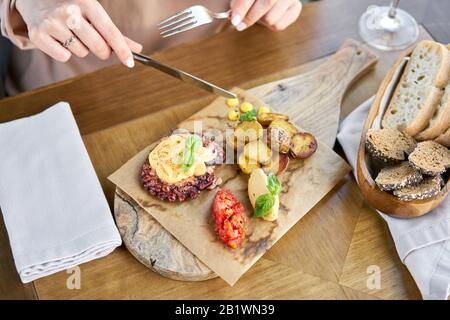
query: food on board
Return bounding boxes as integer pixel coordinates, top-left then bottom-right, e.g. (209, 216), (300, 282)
(141, 133), (223, 202)
(228, 110), (240, 121)
(212, 189), (246, 249)
(257, 112), (289, 127)
(290, 132), (318, 159)
(248, 169), (281, 222)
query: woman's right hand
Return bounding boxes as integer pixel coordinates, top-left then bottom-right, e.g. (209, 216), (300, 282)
(15, 0), (143, 67)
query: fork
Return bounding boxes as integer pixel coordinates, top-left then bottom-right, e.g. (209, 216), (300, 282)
(158, 5), (231, 38)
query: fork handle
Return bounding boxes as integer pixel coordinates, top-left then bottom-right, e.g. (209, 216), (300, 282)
(213, 10), (231, 19)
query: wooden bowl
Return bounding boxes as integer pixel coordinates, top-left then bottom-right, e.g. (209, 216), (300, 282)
(356, 48), (450, 218)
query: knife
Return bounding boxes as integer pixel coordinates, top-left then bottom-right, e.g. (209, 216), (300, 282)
(133, 53), (237, 99)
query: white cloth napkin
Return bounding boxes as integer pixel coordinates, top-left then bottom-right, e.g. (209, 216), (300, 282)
(0, 102), (121, 283)
(337, 97), (450, 300)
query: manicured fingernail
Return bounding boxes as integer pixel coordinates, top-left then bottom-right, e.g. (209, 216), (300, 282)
(236, 22), (247, 32)
(126, 57), (135, 68)
(231, 14), (241, 27)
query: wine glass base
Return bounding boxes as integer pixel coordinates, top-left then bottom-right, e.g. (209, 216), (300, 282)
(359, 6), (419, 51)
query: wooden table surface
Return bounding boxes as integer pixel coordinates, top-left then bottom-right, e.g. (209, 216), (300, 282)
(1, 0), (449, 300)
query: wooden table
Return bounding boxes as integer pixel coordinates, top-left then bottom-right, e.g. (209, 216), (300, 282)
(1, 0), (449, 300)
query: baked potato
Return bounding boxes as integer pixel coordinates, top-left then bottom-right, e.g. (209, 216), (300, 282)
(262, 153), (290, 176)
(238, 152), (260, 175)
(269, 119), (298, 138)
(234, 120), (263, 144)
(290, 132), (318, 159)
(257, 112), (289, 127)
(268, 126), (291, 154)
(244, 140), (272, 165)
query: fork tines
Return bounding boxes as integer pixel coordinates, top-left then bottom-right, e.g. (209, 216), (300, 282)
(158, 9), (198, 38)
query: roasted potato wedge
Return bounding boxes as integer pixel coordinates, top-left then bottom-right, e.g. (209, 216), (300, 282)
(268, 126), (291, 154)
(244, 140), (272, 165)
(234, 120), (263, 144)
(290, 132), (318, 159)
(257, 112), (289, 127)
(269, 119), (298, 138)
(262, 153), (290, 176)
(238, 152), (260, 175)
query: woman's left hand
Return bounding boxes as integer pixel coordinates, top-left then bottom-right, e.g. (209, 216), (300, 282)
(230, 0), (302, 31)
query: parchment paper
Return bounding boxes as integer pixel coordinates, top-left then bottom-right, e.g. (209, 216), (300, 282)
(109, 89), (351, 285)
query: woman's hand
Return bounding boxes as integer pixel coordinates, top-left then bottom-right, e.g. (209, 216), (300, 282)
(230, 0), (302, 31)
(15, 0), (143, 67)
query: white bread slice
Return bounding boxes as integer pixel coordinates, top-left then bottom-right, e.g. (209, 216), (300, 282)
(416, 79), (450, 140)
(382, 41), (450, 136)
(435, 128), (450, 147)
(416, 45), (450, 140)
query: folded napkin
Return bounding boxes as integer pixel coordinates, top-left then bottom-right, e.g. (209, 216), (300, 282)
(337, 98), (450, 300)
(0, 103), (121, 283)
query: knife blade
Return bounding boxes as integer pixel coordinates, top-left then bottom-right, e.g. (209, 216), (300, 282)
(133, 53), (237, 99)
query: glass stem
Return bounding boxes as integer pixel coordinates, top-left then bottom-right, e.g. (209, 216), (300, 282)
(388, 0), (400, 18)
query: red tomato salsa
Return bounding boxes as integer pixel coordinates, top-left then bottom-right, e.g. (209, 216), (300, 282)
(212, 189), (246, 249)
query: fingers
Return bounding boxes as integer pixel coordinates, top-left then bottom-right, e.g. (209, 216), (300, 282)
(81, 0), (135, 67)
(29, 28), (72, 62)
(242, 0), (278, 29)
(231, 0), (302, 32)
(22, 1), (142, 66)
(44, 19), (89, 58)
(261, 0), (289, 28)
(124, 36), (143, 53)
(271, 1), (302, 31)
(230, 0), (255, 31)
(71, 17), (112, 61)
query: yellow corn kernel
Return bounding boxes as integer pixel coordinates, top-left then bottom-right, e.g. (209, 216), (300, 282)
(240, 102), (254, 113)
(228, 110), (240, 121)
(258, 106), (271, 115)
(226, 98), (239, 108)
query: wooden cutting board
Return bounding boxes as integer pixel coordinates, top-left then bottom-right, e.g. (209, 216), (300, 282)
(113, 39), (378, 282)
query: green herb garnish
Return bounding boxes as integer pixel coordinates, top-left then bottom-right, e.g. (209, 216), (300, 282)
(267, 174), (282, 195)
(254, 173), (282, 218)
(181, 134), (202, 172)
(254, 194), (275, 217)
(239, 109), (257, 122)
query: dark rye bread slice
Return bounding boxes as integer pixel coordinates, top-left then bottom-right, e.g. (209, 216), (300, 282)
(393, 175), (444, 201)
(375, 162), (423, 191)
(366, 128), (417, 163)
(408, 140), (450, 175)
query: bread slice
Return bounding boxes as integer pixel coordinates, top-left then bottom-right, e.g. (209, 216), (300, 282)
(393, 175), (443, 201)
(366, 128), (417, 163)
(408, 140), (450, 175)
(416, 79), (450, 140)
(435, 128), (450, 147)
(382, 41), (450, 136)
(375, 162), (423, 191)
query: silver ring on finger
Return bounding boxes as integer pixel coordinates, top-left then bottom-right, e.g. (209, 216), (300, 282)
(62, 35), (77, 49)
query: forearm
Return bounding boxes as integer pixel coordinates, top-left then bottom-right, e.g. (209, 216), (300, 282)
(0, 0), (34, 49)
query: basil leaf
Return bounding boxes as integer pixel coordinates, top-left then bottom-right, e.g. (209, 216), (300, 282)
(186, 134), (202, 150)
(239, 109), (257, 122)
(182, 134), (202, 172)
(267, 174), (282, 195)
(254, 194), (275, 217)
